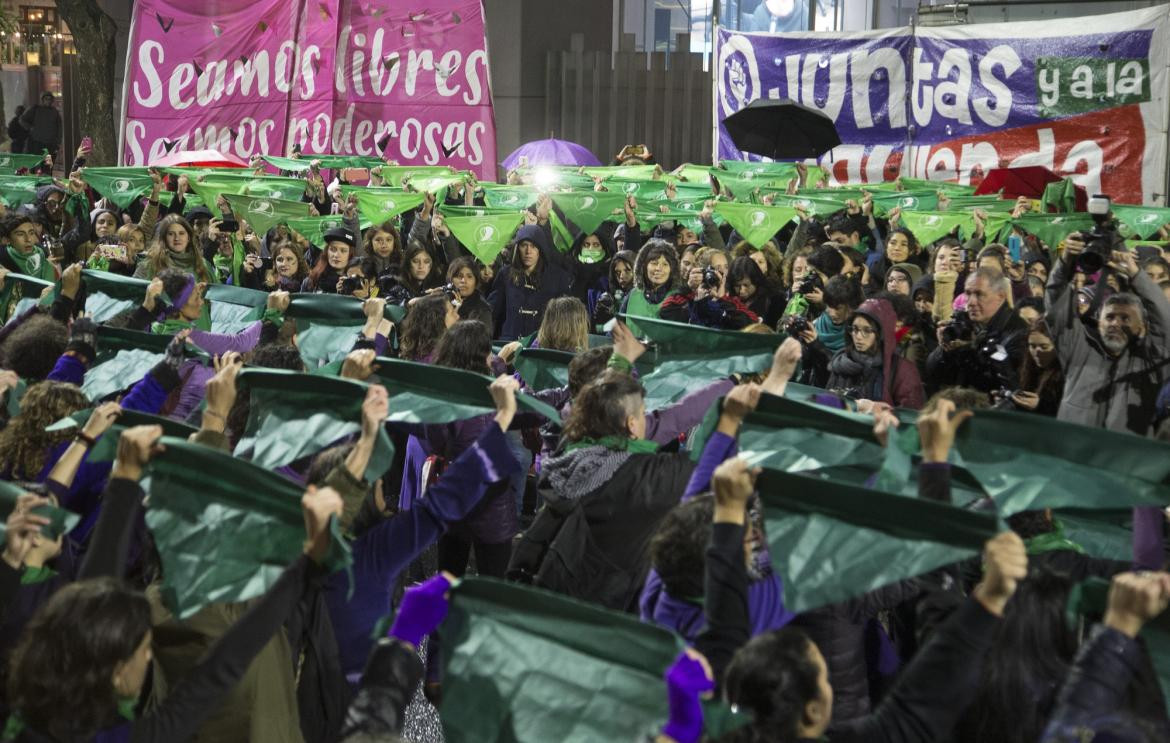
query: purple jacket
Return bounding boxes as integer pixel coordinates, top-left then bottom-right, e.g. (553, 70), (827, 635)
(326, 422), (521, 677)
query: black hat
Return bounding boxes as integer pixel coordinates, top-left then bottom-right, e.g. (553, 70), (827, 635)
(323, 226), (356, 248)
(184, 205), (213, 222)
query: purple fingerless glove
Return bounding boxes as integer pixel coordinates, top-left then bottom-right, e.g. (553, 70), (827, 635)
(661, 652), (714, 743)
(388, 573), (453, 647)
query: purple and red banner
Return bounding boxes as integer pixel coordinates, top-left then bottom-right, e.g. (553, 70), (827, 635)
(120, 0), (498, 179)
(715, 5), (1170, 205)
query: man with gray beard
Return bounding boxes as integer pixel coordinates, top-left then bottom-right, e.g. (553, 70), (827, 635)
(1047, 234), (1170, 436)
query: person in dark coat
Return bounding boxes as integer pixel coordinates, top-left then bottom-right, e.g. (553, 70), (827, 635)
(826, 297), (924, 409)
(926, 267), (1028, 395)
(446, 256), (494, 334)
(7, 105), (28, 153)
(591, 249), (637, 328)
(488, 223), (574, 340)
(20, 93), (60, 159)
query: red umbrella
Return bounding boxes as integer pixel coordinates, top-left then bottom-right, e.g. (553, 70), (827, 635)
(149, 148), (248, 168)
(973, 166), (1061, 199)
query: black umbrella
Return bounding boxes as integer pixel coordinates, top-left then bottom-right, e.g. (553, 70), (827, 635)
(722, 98), (841, 160)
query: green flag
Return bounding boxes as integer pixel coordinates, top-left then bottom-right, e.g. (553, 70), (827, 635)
(1011, 214), (1094, 250)
(287, 216), (348, 248)
(372, 358), (561, 425)
(204, 283), (267, 333)
(550, 191), (627, 236)
(714, 202), (797, 249)
(763, 192), (848, 216)
(191, 174), (310, 204)
(287, 294), (404, 369)
(0, 480), (80, 544)
(0, 152), (50, 174)
(81, 167), (155, 210)
(608, 178), (668, 202)
(759, 468), (999, 613)
(83, 326), (207, 401)
(143, 436), (351, 618)
(340, 187), (426, 224)
(579, 164), (660, 181)
(869, 190), (939, 216)
(374, 165), (457, 188)
(405, 172), (469, 195)
(941, 195), (1017, 213)
(620, 314), (779, 410)
(261, 154), (384, 172)
(1040, 178), (1078, 214)
(1111, 205), (1170, 240)
(512, 348), (574, 391)
(81, 270), (151, 324)
(443, 213), (525, 265)
(0, 175), (53, 208)
(954, 409), (1170, 517)
(45, 408), (198, 463)
(897, 177), (977, 196)
(234, 369), (394, 481)
(224, 194), (311, 236)
(438, 577), (742, 742)
(898, 210), (973, 245)
(480, 185), (539, 210)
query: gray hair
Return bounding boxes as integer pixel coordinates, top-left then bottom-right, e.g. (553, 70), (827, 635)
(1103, 292), (1147, 325)
(967, 266), (1011, 296)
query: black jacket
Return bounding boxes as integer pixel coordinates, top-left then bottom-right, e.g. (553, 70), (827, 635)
(925, 302), (1028, 393)
(488, 224), (573, 340)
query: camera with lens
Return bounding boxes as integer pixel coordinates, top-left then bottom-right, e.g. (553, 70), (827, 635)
(795, 272), (822, 295)
(991, 386), (1020, 411)
(941, 309), (975, 345)
(1075, 194), (1119, 274)
(702, 268), (721, 290)
(782, 313), (810, 339)
(339, 274), (366, 294)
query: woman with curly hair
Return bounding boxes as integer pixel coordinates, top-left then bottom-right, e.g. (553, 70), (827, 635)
(398, 292), (459, 362)
(132, 214), (215, 284)
(731, 240), (784, 290)
(620, 239), (682, 336)
(0, 380), (89, 481)
(362, 221), (403, 280)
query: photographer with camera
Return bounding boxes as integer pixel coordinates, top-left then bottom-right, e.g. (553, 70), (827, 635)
(1047, 214), (1170, 436)
(795, 275), (865, 388)
(659, 251), (759, 330)
(925, 267), (1028, 395)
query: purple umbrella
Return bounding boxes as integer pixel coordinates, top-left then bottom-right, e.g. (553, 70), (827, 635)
(501, 137), (601, 170)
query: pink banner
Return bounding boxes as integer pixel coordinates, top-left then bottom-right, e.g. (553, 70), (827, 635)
(120, 0), (497, 179)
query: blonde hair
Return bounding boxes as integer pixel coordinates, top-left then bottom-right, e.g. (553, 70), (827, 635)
(537, 296), (590, 352)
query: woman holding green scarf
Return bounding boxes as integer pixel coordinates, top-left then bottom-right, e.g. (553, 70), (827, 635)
(619, 238), (681, 337)
(126, 269), (286, 419)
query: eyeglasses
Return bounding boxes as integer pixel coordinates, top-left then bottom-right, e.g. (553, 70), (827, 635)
(848, 325), (875, 337)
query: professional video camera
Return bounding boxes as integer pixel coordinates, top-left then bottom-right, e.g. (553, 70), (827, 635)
(1076, 194), (1119, 274)
(941, 309), (975, 345)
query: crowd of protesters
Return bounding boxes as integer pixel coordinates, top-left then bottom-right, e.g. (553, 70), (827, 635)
(0, 141), (1168, 743)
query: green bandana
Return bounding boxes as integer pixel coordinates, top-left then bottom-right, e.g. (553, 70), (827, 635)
(6, 245), (51, 279)
(443, 213), (525, 265)
(579, 247), (606, 264)
(715, 202), (798, 248)
(20, 565), (56, 584)
(1025, 519), (1085, 556)
(151, 317), (195, 335)
(564, 435), (659, 454)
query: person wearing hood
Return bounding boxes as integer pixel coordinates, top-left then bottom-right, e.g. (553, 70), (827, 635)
(488, 223), (573, 341)
(620, 238), (682, 336)
(826, 297), (924, 409)
(884, 262), (921, 297)
(592, 249), (637, 328)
